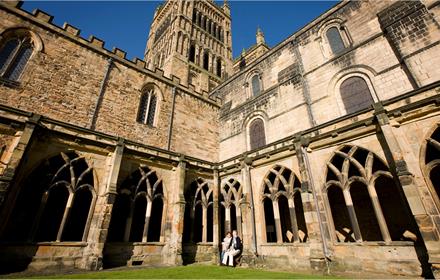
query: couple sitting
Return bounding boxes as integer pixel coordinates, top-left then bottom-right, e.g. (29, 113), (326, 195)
(221, 230), (242, 267)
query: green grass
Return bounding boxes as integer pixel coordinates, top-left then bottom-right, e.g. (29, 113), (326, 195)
(26, 264), (339, 279)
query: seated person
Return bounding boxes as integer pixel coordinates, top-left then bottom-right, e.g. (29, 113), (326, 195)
(220, 231), (232, 264)
(222, 230), (242, 267)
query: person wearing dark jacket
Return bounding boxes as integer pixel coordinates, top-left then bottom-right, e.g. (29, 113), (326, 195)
(221, 230), (241, 266)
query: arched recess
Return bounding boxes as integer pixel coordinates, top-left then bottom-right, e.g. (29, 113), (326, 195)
(243, 111), (269, 152)
(261, 165), (307, 243)
(137, 83), (163, 127)
(317, 18), (352, 58)
(1, 151), (96, 242)
(421, 125), (440, 212)
(183, 178), (213, 243)
(107, 165), (165, 243)
(324, 145), (418, 243)
(0, 27), (43, 81)
(328, 68), (379, 116)
(220, 178), (244, 237)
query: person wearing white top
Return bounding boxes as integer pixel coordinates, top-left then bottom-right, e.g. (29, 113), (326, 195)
(222, 230), (242, 267)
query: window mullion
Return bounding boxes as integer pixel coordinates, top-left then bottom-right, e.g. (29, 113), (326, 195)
(2, 40), (22, 77)
(144, 92), (152, 125)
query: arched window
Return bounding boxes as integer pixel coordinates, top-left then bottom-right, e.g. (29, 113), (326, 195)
(251, 74), (261, 96)
(422, 126), (440, 210)
(220, 179), (243, 238)
(325, 145), (417, 242)
(261, 165), (307, 243)
(137, 86), (158, 126)
(189, 44), (196, 63)
(183, 178), (213, 243)
(249, 118), (266, 150)
(326, 27), (345, 55)
(203, 51), (209, 71)
(340, 76), (374, 114)
(1, 152), (95, 242)
(107, 166), (164, 242)
(216, 58), (222, 77)
(0, 36), (33, 81)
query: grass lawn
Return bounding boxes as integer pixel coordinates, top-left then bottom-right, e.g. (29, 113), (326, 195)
(25, 264), (339, 279)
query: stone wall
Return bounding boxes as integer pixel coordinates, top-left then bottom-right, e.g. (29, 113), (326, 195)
(0, 3), (220, 162)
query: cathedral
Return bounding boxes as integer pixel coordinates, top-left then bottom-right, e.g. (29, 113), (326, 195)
(0, 0), (440, 277)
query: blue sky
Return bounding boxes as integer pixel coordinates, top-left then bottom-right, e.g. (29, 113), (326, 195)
(21, 1), (337, 60)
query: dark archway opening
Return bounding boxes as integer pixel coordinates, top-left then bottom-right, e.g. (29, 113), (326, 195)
(107, 194), (131, 242)
(263, 198), (276, 243)
(278, 195), (292, 243)
(207, 204), (213, 242)
(350, 182), (382, 241)
(62, 188), (92, 241)
(328, 185), (354, 242)
(375, 176), (417, 241)
(147, 198), (163, 242)
(36, 186), (69, 242)
(193, 204), (203, 242)
(294, 192), (308, 242)
(203, 52), (209, 70)
(129, 196), (147, 242)
(230, 204), (237, 231)
(189, 44), (195, 63)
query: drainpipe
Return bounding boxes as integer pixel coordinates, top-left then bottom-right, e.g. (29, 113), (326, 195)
(167, 87), (177, 150)
(301, 146), (331, 261)
(90, 58), (113, 130)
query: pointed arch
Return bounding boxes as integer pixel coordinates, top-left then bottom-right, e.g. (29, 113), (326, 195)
(324, 145), (417, 243)
(220, 178), (244, 237)
(107, 165), (165, 243)
(260, 165), (306, 243)
(1, 151), (95, 242)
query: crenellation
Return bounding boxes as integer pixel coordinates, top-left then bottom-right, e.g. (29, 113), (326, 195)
(112, 47), (126, 59)
(62, 22), (80, 36)
(32, 8), (53, 23)
(88, 35), (105, 48)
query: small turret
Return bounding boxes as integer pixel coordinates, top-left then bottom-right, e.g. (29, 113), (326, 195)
(223, 0), (230, 16)
(256, 27), (265, 45)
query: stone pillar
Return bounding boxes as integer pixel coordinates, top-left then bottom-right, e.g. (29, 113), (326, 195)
(272, 200), (283, 244)
(212, 168), (220, 263)
(374, 104), (440, 276)
(80, 139), (124, 270)
(287, 198), (300, 242)
(241, 157), (257, 256)
(294, 137), (331, 270)
(167, 158), (187, 265)
(0, 114), (39, 234)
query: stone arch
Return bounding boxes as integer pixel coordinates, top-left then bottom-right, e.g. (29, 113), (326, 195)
(328, 68), (379, 116)
(317, 18), (352, 58)
(1, 151), (96, 243)
(323, 145), (418, 243)
(107, 165), (165, 243)
(220, 178), (244, 237)
(260, 165), (307, 243)
(420, 124), (440, 212)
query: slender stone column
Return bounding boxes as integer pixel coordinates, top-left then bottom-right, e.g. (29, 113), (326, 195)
(287, 198), (300, 242)
(367, 184), (391, 242)
(202, 206), (207, 242)
(57, 192), (74, 241)
(142, 202), (153, 242)
(212, 168), (220, 262)
(225, 207), (231, 232)
(241, 157), (257, 255)
(272, 200), (283, 243)
(343, 189), (362, 241)
(124, 202), (134, 242)
(236, 205), (243, 238)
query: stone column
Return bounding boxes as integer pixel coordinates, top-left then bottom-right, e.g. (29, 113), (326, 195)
(374, 103), (440, 276)
(272, 199), (283, 244)
(167, 158), (187, 265)
(212, 168), (220, 263)
(294, 137), (332, 269)
(0, 114), (39, 234)
(225, 207), (231, 232)
(241, 157), (258, 255)
(81, 139), (124, 270)
(287, 198), (300, 242)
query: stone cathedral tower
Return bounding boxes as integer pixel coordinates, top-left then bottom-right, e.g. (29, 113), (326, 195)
(144, 0), (233, 93)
